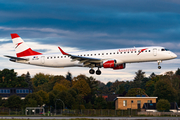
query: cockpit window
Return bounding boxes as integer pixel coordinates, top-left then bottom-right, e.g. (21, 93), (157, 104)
(161, 48), (169, 51)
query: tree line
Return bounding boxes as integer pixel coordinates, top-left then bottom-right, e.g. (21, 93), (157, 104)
(0, 68), (180, 110)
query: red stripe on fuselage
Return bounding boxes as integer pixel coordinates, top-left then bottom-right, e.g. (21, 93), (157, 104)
(11, 33), (20, 39)
(16, 48), (42, 57)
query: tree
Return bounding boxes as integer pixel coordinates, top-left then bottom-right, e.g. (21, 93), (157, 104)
(37, 90), (49, 105)
(153, 79), (177, 102)
(149, 72), (156, 78)
(0, 69), (27, 88)
(53, 83), (67, 92)
(126, 88), (146, 97)
(59, 80), (71, 88)
(56, 91), (75, 109)
(24, 93), (43, 107)
(66, 72), (72, 83)
(106, 82), (112, 87)
(156, 99), (170, 112)
(25, 71), (33, 89)
(115, 86), (125, 94)
(48, 91), (56, 107)
(133, 70), (145, 88)
(175, 68), (180, 76)
(32, 73), (52, 87)
(72, 76), (91, 97)
(7, 95), (22, 108)
(145, 80), (155, 96)
(94, 96), (107, 109)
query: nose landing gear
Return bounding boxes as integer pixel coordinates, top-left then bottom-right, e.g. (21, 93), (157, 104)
(157, 60), (162, 69)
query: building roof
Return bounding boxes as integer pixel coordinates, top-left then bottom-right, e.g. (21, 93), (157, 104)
(114, 97), (158, 101)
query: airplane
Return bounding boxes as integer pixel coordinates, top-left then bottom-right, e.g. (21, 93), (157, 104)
(4, 33), (177, 75)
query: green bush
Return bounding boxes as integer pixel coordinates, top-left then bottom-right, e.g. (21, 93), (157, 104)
(156, 99), (170, 112)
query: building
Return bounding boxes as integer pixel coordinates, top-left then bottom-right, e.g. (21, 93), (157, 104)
(0, 88), (33, 99)
(114, 97), (157, 110)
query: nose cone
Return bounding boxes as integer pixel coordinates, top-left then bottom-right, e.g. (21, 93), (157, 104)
(171, 53), (177, 58)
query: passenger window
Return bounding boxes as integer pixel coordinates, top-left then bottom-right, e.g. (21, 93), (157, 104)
(47, 57), (49, 59)
(64, 56), (66, 58)
(94, 54), (96, 56)
(102, 53), (104, 55)
(110, 53), (112, 55)
(98, 53), (100, 55)
(128, 52), (129, 53)
(124, 52), (126, 54)
(51, 57), (52, 59)
(117, 52), (119, 54)
(121, 52), (122, 54)
(114, 52), (115, 54)
(149, 50), (151, 52)
(106, 53), (108, 55)
(61, 56), (63, 58)
(131, 51), (133, 53)
(57, 56), (59, 58)
(54, 56), (56, 58)
(87, 54), (89, 56)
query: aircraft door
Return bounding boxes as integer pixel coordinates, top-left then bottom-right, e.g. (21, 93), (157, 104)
(153, 48), (157, 56)
(41, 56), (45, 64)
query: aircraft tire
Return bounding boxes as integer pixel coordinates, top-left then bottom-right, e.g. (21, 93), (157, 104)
(158, 66), (161, 69)
(96, 70), (101, 75)
(89, 69), (95, 74)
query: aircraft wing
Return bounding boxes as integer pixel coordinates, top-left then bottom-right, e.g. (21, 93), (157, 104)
(58, 47), (103, 67)
(4, 55), (29, 61)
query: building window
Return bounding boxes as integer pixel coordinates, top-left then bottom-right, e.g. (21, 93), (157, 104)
(26, 89), (29, 93)
(147, 100), (152, 103)
(23, 89), (25, 93)
(137, 100), (141, 104)
(123, 100), (127, 106)
(7, 89), (10, 93)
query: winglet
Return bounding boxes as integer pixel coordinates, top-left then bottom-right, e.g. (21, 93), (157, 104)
(58, 47), (69, 55)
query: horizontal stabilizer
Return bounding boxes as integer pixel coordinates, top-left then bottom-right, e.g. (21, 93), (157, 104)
(4, 55), (28, 61)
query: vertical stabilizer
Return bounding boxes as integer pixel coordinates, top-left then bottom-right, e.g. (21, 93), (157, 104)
(11, 33), (42, 57)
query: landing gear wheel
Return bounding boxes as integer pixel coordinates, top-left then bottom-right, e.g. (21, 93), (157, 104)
(96, 70), (101, 75)
(89, 69), (95, 74)
(158, 66), (161, 69)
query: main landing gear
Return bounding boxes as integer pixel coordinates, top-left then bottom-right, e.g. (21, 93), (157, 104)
(89, 68), (101, 75)
(157, 60), (162, 69)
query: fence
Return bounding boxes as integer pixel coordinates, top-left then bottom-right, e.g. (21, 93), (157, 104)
(0, 108), (139, 116)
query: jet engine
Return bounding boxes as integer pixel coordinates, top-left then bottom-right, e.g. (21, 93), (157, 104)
(103, 60), (116, 68)
(103, 60), (126, 69)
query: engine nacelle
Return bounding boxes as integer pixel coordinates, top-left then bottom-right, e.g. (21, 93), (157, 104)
(113, 63), (126, 70)
(103, 60), (116, 68)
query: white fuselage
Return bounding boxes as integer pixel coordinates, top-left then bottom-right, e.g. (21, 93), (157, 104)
(15, 46), (177, 69)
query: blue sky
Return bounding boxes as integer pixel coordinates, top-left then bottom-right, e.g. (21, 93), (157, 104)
(0, 0), (180, 83)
